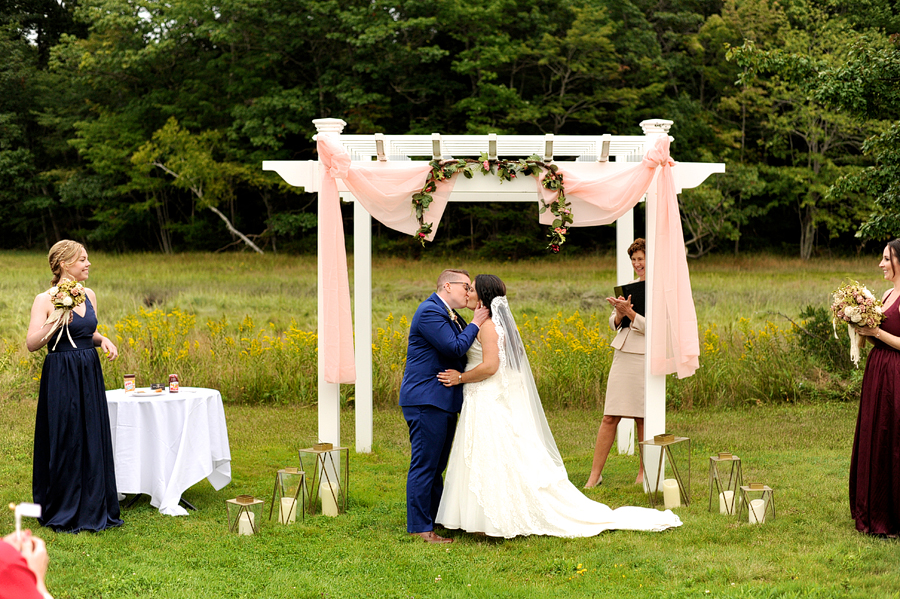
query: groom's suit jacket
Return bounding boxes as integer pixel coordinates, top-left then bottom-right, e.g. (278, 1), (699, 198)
(399, 293), (480, 413)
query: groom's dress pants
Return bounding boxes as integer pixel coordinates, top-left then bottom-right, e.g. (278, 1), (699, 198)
(403, 405), (458, 533)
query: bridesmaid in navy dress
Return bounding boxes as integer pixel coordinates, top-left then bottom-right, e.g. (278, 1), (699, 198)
(852, 239), (900, 537)
(26, 240), (122, 532)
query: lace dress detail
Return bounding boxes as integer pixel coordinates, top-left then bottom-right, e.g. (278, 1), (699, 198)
(437, 320), (681, 538)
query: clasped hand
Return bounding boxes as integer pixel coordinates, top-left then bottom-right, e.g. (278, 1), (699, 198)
(606, 294), (635, 320)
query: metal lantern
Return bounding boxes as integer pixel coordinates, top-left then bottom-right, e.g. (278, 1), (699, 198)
(226, 495), (264, 535)
(708, 451), (743, 515)
(269, 468), (305, 525)
(637, 434), (691, 509)
(738, 483), (775, 524)
(298, 443), (349, 516)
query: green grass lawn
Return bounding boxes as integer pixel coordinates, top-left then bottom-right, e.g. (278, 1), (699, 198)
(1, 399), (897, 598)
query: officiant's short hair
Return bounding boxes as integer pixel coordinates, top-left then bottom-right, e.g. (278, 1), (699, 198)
(437, 269), (470, 289)
(628, 238), (645, 257)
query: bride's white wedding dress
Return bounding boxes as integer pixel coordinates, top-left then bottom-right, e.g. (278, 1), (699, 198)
(436, 311), (681, 538)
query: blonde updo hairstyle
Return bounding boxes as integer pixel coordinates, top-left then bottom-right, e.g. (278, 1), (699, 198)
(48, 240), (86, 286)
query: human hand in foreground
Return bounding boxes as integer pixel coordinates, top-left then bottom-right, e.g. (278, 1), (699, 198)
(3, 529), (50, 594)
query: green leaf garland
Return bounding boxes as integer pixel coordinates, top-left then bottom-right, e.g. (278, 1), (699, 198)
(412, 154), (573, 252)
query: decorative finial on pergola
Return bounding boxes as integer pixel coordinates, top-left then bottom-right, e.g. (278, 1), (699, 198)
(313, 118), (347, 135)
(640, 119), (674, 136)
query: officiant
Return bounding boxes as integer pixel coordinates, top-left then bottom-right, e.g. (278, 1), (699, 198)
(584, 238), (647, 489)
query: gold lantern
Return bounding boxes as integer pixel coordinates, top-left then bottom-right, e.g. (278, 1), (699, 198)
(738, 483), (775, 524)
(708, 451), (743, 515)
(226, 495), (264, 535)
(637, 434), (691, 508)
(298, 443), (349, 516)
(269, 468), (305, 524)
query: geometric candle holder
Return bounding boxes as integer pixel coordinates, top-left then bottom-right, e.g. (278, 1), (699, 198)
(637, 434), (691, 509)
(226, 495), (264, 535)
(298, 443), (350, 516)
(738, 483), (775, 524)
(269, 468), (305, 525)
(708, 451), (743, 515)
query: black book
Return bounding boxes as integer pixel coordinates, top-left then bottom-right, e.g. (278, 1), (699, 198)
(612, 281), (645, 329)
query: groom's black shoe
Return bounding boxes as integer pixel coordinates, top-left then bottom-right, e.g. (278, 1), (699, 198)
(410, 531), (453, 544)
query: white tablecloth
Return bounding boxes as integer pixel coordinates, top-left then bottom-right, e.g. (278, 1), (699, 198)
(106, 387), (232, 516)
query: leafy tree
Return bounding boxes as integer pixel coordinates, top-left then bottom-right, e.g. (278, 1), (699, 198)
(725, 0), (878, 259)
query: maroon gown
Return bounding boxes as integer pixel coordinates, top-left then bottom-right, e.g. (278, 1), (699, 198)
(850, 294), (900, 535)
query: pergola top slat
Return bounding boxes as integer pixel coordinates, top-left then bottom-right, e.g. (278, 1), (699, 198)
(333, 134), (651, 162)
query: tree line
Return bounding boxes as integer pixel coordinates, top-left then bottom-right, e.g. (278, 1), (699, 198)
(1, 0), (898, 259)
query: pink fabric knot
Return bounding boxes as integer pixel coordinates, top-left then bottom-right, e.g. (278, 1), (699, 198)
(317, 134), (351, 179)
(642, 135), (675, 169)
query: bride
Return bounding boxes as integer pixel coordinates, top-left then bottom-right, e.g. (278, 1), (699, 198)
(435, 274), (681, 538)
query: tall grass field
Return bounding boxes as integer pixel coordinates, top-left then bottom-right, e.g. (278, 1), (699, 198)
(1, 251), (897, 598)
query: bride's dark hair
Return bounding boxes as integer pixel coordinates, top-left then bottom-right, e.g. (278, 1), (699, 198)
(474, 274), (506, 316)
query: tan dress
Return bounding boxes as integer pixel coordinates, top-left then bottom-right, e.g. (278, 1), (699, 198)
(603, 307), (645, 419)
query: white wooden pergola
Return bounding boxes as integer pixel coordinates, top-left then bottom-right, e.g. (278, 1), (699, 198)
(264, 118), (724, 492)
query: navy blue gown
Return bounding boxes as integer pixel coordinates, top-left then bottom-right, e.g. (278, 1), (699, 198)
(32, 296), (123, 532)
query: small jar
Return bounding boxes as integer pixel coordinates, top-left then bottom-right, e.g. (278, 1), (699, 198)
(124, 374), (136, 392)
(168, 373), (180, 393)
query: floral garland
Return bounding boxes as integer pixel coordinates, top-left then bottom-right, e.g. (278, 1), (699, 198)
(412, 153), (573, 252)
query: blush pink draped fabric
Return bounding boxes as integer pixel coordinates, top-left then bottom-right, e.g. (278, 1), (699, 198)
(537, 135), (699, 378)
(317, 133), (698, 383)
(317, 134), (457, 383)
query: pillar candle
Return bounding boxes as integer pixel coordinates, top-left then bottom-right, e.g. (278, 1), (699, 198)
(279, 497), (297, 524)
(321, 482), (339, 517)
(237, 511), (255, 535)
(719, 490), (735, 514)
(748, 498), (766, 524)
(663, 479), (680, 509)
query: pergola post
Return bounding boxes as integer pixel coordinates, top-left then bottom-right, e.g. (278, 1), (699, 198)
(354, 201), (374, 453)
(615, 196), (636, 456)
(639, 119), (673, 493)
(312, 118), (346, 458)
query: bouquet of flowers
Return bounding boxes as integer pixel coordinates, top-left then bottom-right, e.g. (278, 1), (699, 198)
(42, 278), (87, 350)
(831, 280), (884, 367)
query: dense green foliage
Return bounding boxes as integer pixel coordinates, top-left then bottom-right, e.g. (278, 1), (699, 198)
(1, 0), (898, 257)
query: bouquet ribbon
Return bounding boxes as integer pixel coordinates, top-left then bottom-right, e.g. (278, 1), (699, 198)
(41, 308), (77, 350)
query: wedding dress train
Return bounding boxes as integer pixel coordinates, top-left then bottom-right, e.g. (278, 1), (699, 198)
(436, 304), (681, 538)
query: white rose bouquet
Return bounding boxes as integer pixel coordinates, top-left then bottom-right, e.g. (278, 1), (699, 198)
(831, 281), (884, 367)
(42, 278), (87, 349)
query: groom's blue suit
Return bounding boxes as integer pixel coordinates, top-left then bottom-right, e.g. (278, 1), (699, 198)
(400, 292), (480, 533)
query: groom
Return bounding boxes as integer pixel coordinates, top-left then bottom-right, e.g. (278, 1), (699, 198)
(400, 269), (488, 544)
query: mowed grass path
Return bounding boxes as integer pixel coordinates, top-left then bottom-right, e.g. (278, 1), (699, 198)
(1, 251), (897, 598)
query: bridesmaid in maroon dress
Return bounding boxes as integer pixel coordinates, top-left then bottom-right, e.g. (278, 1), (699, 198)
(852, 239), (900, 537)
